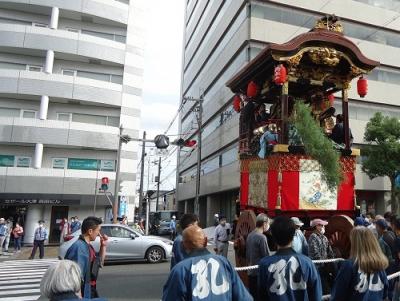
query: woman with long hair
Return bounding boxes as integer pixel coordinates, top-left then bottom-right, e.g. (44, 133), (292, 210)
(330, 226), (389, 301)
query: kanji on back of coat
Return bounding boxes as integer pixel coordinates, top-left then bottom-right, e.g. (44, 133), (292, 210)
(162, 225), (253, 301)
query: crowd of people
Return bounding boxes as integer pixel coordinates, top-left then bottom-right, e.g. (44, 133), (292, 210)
(31, 211), (400, 301)
(0, 217), (23, 255)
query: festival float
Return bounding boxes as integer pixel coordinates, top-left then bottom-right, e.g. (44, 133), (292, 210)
(226, 15), (379, 278)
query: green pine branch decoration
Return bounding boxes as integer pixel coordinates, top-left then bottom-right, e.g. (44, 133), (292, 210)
(292, 101), (342, 190)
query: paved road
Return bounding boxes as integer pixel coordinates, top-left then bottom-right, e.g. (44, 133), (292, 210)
(0, 259), (59, 301)
(97, 260), (170, 301)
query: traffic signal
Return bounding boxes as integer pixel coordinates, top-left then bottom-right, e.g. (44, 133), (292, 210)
(154, 135), (169, 149)
(184, 140), (197, 147)
(101, 177), (109, 191)
(172, 138), (197, 148)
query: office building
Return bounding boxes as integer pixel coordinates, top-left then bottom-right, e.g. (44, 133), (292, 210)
(0, 0), (144, 244)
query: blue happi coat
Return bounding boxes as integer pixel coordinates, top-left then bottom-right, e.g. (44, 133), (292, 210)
(258, 248), (322, 301)
(330, 259), (388, 301)
(170, 234), (188, 270)
(163, 248), (253, 301)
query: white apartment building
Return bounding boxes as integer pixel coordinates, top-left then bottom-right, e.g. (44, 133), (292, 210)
(177, 0), (400, 226)
(0, 0), (144, 244)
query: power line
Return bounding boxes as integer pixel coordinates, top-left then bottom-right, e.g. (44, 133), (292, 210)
(356, 8), (400, 46)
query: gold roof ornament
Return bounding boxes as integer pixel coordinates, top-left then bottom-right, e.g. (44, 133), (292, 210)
(314, 15), (344, 33)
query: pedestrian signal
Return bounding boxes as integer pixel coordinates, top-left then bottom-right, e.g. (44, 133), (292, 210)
(101, 177), (109, 191)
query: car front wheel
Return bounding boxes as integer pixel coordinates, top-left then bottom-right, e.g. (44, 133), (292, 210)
(146, 246), (164, 263)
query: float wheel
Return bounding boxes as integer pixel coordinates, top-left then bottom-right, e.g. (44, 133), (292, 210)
(325, 215), (354, 259)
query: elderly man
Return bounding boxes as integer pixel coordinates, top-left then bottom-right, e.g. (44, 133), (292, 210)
(214, 215), (231, 258)
(163, 225), (252, 301)
(308, 218), (335, 295)
(291, 217), (308, 255)
(246, 213), (270, 301)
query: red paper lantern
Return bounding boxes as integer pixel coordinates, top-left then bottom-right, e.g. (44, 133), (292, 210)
(357, 76), (368, 98)
(233, 95), (241, 113)
(328, 94), (335, 106)
(247, 81), (258, 97)
(274, 64), (287, 85)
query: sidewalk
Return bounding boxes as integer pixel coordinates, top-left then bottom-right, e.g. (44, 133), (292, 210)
(0, 246), (59, 262)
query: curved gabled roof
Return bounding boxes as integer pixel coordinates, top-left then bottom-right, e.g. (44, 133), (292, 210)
(227, 24), (379, 93)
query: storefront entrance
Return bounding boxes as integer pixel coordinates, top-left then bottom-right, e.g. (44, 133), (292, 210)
(49, 206), (69, 243)
(0, 205), (26, 227)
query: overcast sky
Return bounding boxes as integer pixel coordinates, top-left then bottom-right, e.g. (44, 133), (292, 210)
(138, 0), (185, 193)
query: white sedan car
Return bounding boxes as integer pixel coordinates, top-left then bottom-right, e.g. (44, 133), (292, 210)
(59, 224), (173, 263)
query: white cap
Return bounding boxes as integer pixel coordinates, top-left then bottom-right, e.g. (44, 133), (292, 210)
(172, 215), (176, 219)
(214, 213), (219, 218)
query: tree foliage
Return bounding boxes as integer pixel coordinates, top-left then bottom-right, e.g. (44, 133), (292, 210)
(362, 112), (400, 213)
(292, 101), (341, 190)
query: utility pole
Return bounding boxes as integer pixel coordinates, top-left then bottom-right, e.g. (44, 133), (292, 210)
(194, 97), (203, 215)
(138, 131), (146, 217)
(113, 126), (123, 224)
(182, 95), (203, 215)
(156, 156), (162, 212)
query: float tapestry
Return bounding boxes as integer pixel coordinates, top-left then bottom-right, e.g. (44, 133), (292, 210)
(248, 161), (268, 208)
(299, 159), (337, 210)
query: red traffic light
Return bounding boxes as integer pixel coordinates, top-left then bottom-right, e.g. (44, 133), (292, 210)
(184, 140), (197, 147)
(101, 177), (109, 185)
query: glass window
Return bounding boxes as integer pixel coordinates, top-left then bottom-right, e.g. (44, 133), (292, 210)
(202, 115), (221, 139)
(57, 113), (71, 121)
(109, 226), (132, 238)
(201, 156), (220, 175)
(100, 226), (112, 237)
(179, 166), (197, 183)
(221, 146), (238, 167)
(16, 157), (31, 167)
(32, 22), (48, 28)
(77, 70), (110, 82)
(52, 158), (67, 169)
(72, 113), (107, 125)
(0, 155), (15, 167)
(0, 61), (26, 70)
(66, 27), (79, 33)
(62, 69), (75, 76)
(251, 3), (400, 49)
(81, 29), (114, 40)
(22, 110), (36, 119)
(110, 75), (123, 84)
(107, 116), (120, 127)
(114, 35), (126, 43)
(27, 65), (43, 72)
(0, 17), (30, 25)
(0, 108), (20, 117)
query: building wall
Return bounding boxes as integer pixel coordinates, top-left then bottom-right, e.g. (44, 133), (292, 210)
(0, 0), (144, 243)
(178, 0), (399, 224)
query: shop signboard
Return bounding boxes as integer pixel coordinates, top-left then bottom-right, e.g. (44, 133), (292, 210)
(101, 160), (115, 171)
(68, 158), (98, 170)
(119, 196), (127, 217)
(0, 199), (80, 205)
(0, 155), (15, 167)
(16, 157), (31, 167)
